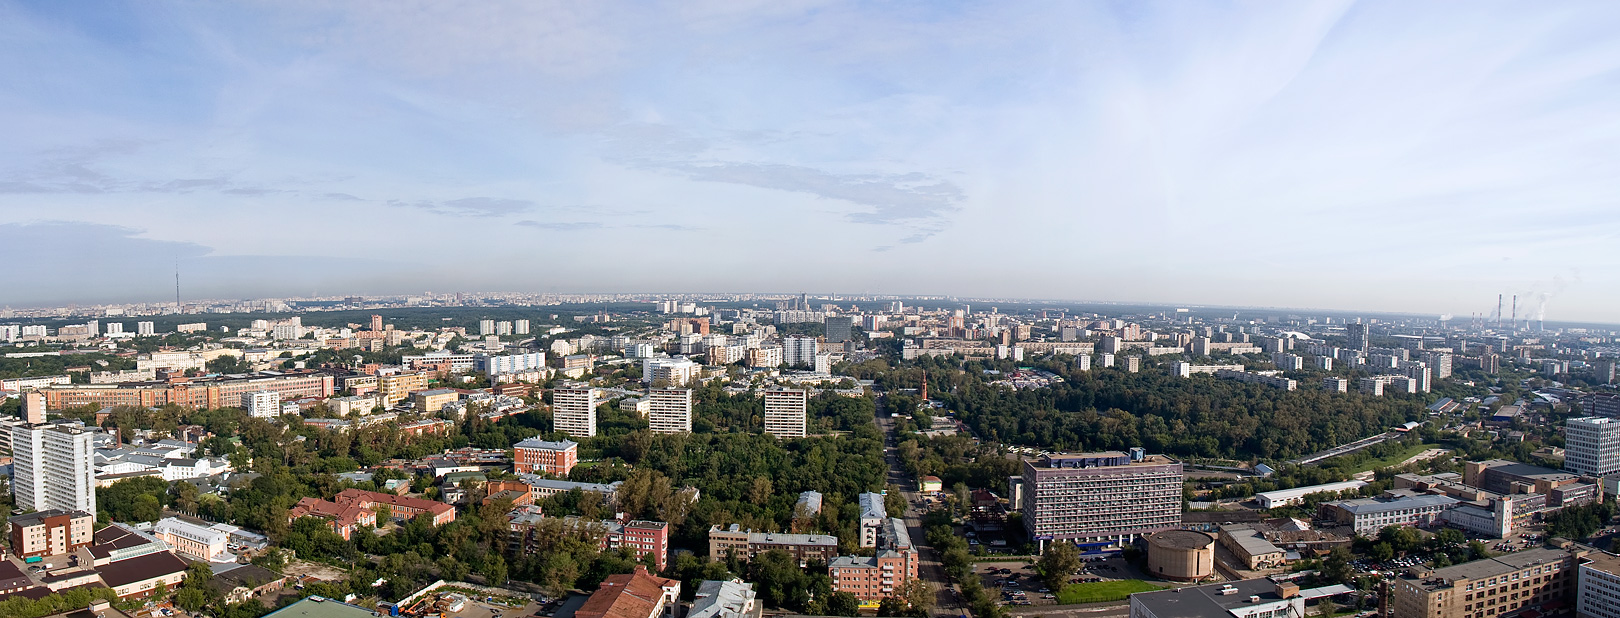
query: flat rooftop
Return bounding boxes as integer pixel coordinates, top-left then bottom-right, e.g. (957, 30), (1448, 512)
(265, 597), (379, 618)
(1131, 578), (1293, 617)
(1404, 548), (1573, 591)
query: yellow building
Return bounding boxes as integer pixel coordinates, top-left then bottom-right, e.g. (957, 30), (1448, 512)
(413, 388), (461, 414)
(378, 372), (430, 406)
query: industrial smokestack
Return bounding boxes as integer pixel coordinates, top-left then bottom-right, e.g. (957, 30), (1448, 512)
(1511, 295), (1518, 331)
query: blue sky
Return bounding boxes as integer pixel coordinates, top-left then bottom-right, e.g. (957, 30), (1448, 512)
(2, 1), (1618, 322)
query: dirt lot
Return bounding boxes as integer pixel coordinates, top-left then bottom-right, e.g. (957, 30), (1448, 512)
(284, 560), (349, 582)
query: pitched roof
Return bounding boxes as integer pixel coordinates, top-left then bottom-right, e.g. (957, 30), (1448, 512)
(96, 552), (189, 588)
(576, 566), (678, 618)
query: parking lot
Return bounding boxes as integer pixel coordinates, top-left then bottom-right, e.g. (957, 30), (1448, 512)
(978, 554), (1132, 607)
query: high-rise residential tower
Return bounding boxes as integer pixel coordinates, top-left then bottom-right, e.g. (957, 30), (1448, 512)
(12, 421), (97, 514)
(763, 389), (808, 439)
(648, 389), (693, 434)
(552, 385), (599, 438)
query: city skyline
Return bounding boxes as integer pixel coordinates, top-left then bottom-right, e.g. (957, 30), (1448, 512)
(3, 2), (1620, 321)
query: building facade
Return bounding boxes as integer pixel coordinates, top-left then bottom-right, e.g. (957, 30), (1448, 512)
(1020, 451), (1182, 547)
(763, 389), (808, 439)
(648, 389), (693, 434)
(1565, 416), (1620, 477)
(553, 386), (599, 437)
(1391, 547), (1580, 618)
(7, 510), (94, 558)
(707, 525), (838, 566)
(513, 438), (579, 476)
(12, 421), (97, 514)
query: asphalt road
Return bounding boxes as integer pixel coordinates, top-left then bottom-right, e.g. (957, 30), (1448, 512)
(875, 407), (965, 617)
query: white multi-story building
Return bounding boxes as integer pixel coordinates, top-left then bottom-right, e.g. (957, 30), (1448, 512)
(1421, 352), (1453, 379)
(483, 352), (547, 378)
(644, 357), (699, 387)
(136, 321), (156, 336)
(104, 323), (124, 336)
(515, 319), (530, 335)
(763, 389), (808, 439)
(553, 385), (599, 438)
(1315, 355), (1333, 371)
(12, 421), (97, 514)
(1565, 416), (1620, 477)
(1398, 362), (1432, 393)
(479, 319), (496, 336)
(1271, 353), (1303, 371)
(497, 321), (513, 336)
(152, 517), (233, 562)
(708, 344), (746, 365)
(244, 391), (281, 418)
(1579, 552), (1620, 618)
(813, 352), (834, 374)
(627, 343), (657, 358)
(782, 336), (818, 367)
(648, 389), (693, 434)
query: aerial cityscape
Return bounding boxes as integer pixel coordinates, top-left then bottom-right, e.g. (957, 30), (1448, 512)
(4, 3), (1620, 618)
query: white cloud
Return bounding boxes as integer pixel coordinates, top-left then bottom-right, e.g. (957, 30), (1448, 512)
(2, 1), (1620, 321)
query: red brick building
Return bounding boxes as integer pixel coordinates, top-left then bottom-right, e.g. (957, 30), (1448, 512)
(513, 438), (578, 476)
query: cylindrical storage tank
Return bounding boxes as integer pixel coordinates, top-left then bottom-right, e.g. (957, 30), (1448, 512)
(1145, 530), (1215, 582)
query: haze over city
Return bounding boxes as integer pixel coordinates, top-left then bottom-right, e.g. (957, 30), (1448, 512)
(3, 1), (1619, 322)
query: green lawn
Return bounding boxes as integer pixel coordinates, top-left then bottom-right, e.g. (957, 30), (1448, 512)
(1342, 441), (1435, 473)
(1055, 580), (1167, 604)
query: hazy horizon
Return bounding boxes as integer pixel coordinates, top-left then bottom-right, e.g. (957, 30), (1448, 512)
(4, 2), (1619, 322)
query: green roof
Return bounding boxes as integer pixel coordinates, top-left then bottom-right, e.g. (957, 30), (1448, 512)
(265, 597), (377, 618)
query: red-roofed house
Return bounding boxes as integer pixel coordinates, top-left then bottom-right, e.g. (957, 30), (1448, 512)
(334, 489), (457, 526)
(576, 566), (681, 618)
(287, 496), (377, 540)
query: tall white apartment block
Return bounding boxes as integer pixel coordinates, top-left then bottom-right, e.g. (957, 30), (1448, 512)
(496, 321), (513, 336)
(648, 389), (694, 434)
(782, 336), (819, 367)
(813, 352), (834, 374)
(244, 391), (281, 418)
(763, 389), (808, 439)
(643, 357), (699, 387)
(1323, 377), (1349, 393)
(552, 385), (599, 437)
(1271, 353), (1303, 371)
(136, 321), (156, 336)
(479, 319), (496, 336)
(1565, 416), (1620, 477)
(515, 319), (531, 335)
(12, 422), (97, 514)
(1076, 355), (1092, 371)
(1422, 352), (1453, 379)
(105, 323), (124, 336)
(1315, 356), (1334, 371)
